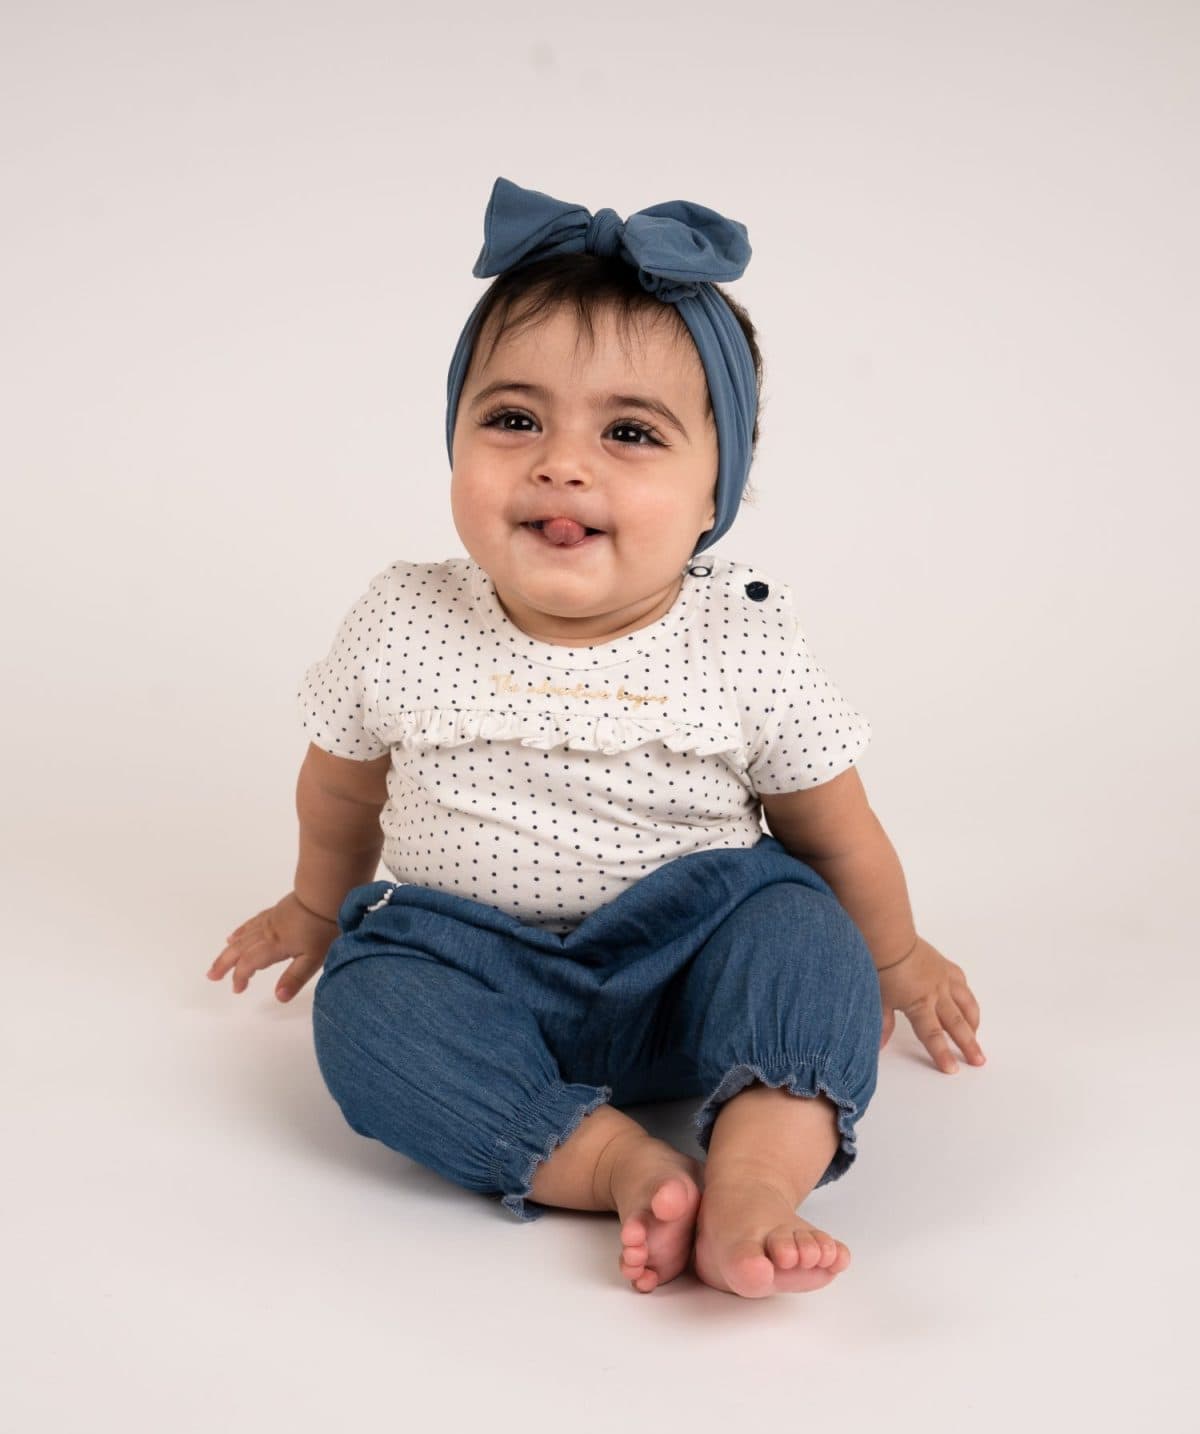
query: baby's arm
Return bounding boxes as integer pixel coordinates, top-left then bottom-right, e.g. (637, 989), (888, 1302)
(209, 744), (389, 1000)
(760, 768), (985, 1073)
(761, 767), (915, 969)
(294, 742), (390, 920)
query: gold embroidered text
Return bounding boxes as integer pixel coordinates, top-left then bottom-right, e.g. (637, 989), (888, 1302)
(489, 673), (668, 709)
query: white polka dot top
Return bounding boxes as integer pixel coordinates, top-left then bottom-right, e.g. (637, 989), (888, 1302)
(297, 554), (871, 934)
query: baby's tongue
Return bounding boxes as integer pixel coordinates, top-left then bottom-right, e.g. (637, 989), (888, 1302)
(541, 517), (589, 546)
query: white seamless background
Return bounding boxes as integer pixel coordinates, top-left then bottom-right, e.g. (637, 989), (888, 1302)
(2, 3), (1195, 1431)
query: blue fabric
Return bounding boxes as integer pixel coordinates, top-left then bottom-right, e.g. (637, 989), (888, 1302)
(312, 834), (883, 1223)
(444, 176), (759, 557)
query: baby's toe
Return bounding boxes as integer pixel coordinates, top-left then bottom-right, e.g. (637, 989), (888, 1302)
(794, 1231), (824, 1268)
(766, 1228), (801, 1268)
(621, 1229), (648, 1257)
(814, 1231), (841, 1268)
(619, 1245), (648, 1275)
(621, 1215), (648, 1246)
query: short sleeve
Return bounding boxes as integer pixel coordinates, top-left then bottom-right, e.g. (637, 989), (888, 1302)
(296, 571), (390, 759)
(746, 621), (872, 794)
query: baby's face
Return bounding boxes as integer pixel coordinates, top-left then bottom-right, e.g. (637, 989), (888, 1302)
(450, 302), (718, 646)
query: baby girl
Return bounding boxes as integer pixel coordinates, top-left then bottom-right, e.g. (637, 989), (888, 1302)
(207, 176), (985, 1300)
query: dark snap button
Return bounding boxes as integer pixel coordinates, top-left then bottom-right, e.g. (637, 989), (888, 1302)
(745, 581), (769, 601)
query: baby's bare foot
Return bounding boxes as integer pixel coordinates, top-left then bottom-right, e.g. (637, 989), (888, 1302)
(609, 1136), (705, 1294)
(691, 1175), (851, 1299)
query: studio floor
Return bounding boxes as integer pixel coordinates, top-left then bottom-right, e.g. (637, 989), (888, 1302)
(6, 856), (1191, 1433)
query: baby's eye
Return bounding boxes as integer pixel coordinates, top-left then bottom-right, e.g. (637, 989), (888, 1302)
(609, 421), (659, 446)
(478, 407), (663, 446)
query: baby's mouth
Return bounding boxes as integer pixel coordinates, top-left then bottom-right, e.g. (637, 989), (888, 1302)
(522, 518), (606, 548)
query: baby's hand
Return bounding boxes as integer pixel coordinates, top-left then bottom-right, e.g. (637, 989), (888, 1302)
(207, 892), (340, 1003)
(877, 937), (986, 1074)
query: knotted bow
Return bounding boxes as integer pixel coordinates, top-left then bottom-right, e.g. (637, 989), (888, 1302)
(472, 176), (752, 305)
(445, 177), (758, 557)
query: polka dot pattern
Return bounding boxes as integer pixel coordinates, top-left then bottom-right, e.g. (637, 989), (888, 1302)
(297, 555), (871, 933)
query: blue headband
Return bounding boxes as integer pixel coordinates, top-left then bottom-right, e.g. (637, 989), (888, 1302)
(444, 177), (757, 557)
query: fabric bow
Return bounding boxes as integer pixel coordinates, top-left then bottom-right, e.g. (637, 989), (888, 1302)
(473, 176), (752, 305)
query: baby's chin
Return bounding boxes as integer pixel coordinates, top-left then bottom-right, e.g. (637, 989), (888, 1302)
(494, 562), (688, 639)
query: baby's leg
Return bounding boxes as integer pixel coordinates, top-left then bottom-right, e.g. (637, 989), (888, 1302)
(695, 1081), (852, 1298)
(528, 1102), (649, 1210)
(661, 878), (882, 1300)
(530, 1103), (704, 1295)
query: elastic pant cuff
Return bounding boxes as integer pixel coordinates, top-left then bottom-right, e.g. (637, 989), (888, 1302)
(692, 1058), (864, 1189)
(491, 1081), (614, 1223)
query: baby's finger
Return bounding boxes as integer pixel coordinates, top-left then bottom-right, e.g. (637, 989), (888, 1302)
(207, 943), (239, 979)
(927, 1031), (960, 1073)
(908, 1006), (960, 1073)
(227, 929), (276, 970)
(940, 1000), (986, 1065)
(209, 948), (251, 992)
(209, 935), (275, 992)
(948, 976), (981, 1030)
(275, 951), (323, 1002)
(229, 942), (275, 991)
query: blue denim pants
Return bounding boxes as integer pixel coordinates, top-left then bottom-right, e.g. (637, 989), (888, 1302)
(311, 834), (883, 1222)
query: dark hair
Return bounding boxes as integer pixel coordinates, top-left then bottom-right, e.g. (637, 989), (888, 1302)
(463, 253), (764, 505)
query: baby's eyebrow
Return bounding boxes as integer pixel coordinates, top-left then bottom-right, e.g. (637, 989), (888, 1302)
(470, 380), (688, 438)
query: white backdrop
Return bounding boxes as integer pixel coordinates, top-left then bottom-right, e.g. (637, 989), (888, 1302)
(3, 2), (1195, 1430)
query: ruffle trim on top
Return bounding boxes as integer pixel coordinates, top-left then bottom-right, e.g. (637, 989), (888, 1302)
(374, 707), (749, 766)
